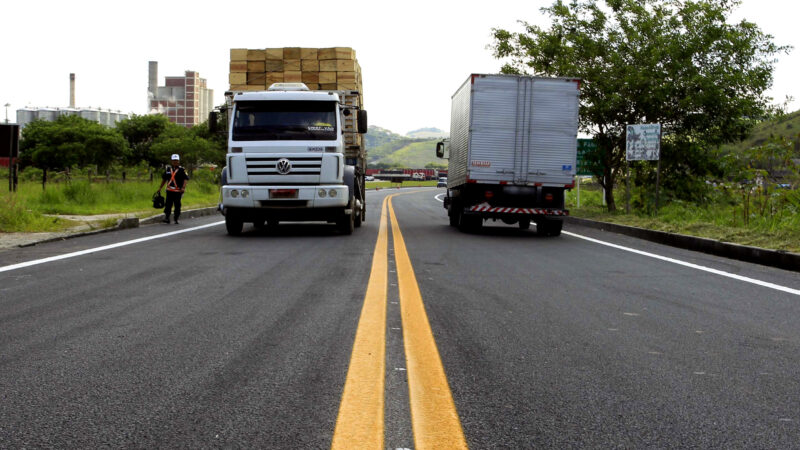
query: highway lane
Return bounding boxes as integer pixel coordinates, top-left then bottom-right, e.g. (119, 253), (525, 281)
(396, 189), (800, 448)
(2, 187), (800, 447)
(0, 199), (388, 447)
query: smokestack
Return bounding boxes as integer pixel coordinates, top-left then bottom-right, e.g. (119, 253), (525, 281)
(69, 73), (76, 108)
(148, 61), (158, 97)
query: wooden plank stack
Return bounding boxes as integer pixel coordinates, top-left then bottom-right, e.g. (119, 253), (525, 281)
(229, 47), (363, 93)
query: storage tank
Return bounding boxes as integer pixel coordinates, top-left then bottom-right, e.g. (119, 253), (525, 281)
(16, 109), (37, 127)
(80, 109), (99, 122)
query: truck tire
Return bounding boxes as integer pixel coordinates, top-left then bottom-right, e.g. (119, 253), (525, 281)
(449, 210), (459, 227)
(448, 198), (460, 227)
(459, 214), (482, 233)
(354, 208), (362, 228)
(338, 211), (354, 235)
(519, 218), (531, 230)
(226, 214), (243, 236)
(536, 219), (562, 236)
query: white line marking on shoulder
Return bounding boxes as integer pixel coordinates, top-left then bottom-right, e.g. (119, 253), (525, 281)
(0, 221), (225, 273)
(563, 230), (800, 297)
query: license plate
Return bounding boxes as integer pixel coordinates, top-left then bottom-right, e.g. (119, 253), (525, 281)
(269, 189), (298, 199)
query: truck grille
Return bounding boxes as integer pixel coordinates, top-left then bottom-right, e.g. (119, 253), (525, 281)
(245, 155), (323, 176)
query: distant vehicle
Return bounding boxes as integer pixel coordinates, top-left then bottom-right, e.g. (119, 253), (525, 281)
(412, 172), (425, 180)
(437, 74), (579, 235)
(365, 175), (375, 181)
(437, 177), (447, 188)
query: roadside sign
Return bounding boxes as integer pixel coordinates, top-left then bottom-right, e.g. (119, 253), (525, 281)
(576, 138), (595, 176)
(626, 124), (661, 161)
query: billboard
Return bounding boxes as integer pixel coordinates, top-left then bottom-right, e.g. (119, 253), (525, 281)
(626, 124), (661, 161)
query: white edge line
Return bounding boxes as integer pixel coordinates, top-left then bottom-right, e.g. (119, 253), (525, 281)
(434, 193), (798, 296)
(562, 230), (800, 297)
(0, 221), (225, 273)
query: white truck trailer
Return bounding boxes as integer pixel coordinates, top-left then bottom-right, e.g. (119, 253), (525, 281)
(437, 74), (580, 236)
(214, 83), (367, 235)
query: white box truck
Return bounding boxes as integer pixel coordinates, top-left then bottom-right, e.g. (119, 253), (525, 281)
(437, 74), (580, 236)
(213, 83), (367, 235)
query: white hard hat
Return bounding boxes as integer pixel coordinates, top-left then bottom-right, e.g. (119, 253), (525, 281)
(171, 154), (180, 160)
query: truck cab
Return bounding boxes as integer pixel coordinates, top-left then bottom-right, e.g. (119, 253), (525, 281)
(218, 83), (367, 235)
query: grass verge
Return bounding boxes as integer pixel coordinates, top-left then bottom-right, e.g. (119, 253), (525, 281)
(567, 184), (800, 253)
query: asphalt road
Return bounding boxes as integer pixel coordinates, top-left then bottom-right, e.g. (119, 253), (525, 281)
(2, 188), (799, 448)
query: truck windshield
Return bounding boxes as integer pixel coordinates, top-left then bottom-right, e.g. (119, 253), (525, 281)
(232, 100), (337, 141)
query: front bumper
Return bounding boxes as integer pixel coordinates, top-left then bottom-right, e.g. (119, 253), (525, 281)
(221, 184), (349, 209)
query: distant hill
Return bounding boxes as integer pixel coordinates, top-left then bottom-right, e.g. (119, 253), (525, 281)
(406, 127), (448, 139)
(364, 126), (405, 149)
(365, 125), (445, 169)
(723, 109), (800, 154)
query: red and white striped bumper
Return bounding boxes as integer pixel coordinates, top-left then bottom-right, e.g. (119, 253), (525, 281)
(468, 203), (569, 216)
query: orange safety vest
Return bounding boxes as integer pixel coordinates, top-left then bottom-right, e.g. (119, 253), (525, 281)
(166, 168), (182, 192)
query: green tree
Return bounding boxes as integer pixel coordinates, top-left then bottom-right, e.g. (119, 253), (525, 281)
(116, 114), (172, 168)
(189, 118), (228, 167)
(491, 0), (789, 210)
(19, 116), (129, 189)
(150, 125), (216, 174)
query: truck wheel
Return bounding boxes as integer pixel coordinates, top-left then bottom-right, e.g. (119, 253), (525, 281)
(354, 206), (362, 228)
(536, 219), (562, 236)
(338, 211), (354, 235)
(226, 214), (243, 236)
(549, 220), (563, 236)
(448, 200), (460, 227)
(449, 210), (459, 227)
(459, 214), (481, 233)
(519, 218), (531, 230)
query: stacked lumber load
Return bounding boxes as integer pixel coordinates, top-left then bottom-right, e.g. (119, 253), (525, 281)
(229, 47), (362, 93)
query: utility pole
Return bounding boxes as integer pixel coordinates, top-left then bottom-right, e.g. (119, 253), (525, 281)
(3, 103), (9, 123)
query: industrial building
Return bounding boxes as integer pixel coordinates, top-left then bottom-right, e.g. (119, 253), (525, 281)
(15, 73), (129, 128)
(147, 61), (213, 128)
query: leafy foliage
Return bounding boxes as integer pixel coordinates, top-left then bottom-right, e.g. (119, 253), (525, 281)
(491, 0), (789, 210)
(19, 116), (130, 188)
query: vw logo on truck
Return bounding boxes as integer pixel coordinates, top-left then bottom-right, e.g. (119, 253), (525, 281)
(276, 158), (292, 175)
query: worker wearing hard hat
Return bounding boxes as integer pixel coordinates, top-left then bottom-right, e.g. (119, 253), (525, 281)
(157, 154), (190, 224)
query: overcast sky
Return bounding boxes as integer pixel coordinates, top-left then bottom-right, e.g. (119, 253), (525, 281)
(1, 0), (796, 135)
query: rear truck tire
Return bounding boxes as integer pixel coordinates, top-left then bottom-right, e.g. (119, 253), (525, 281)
(449, 209), (459, 227)
(338, 210), (354, 235)
(519, 218), (531, 230)
(354, 207), (362, 228)
(252, 220), (266, 229)
(226, 214), (243, 236)
(447, 197), (459, 227)
(458, 213), (482, 233)
(536, 218), (563, 236)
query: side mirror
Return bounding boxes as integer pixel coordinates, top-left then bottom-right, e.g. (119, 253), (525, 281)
(209, 111), (218, 134)
(357, 110), (368, 134)
(436, 142), (445, 158)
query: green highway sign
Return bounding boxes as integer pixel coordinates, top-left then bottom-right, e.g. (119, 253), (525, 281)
(577, 139), (596, 176)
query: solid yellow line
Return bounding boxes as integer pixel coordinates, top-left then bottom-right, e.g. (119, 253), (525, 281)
(332, 196), (389, 449)
(388, 195), (468, 449)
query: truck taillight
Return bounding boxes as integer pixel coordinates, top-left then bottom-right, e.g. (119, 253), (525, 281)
(485, 191), (494, 200)
(545, 193), (554, 202)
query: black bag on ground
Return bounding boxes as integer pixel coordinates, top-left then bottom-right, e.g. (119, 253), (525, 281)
(152, 191), (165, 209)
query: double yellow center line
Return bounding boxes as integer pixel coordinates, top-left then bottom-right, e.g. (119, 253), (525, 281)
(332, 194), (467, 449)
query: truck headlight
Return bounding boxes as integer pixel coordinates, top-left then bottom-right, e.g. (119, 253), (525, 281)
(329, 189), (337, 198)
(241, 190), (249, 198)
(318, 189), (327, 198)
(230, 189), (239, 198)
